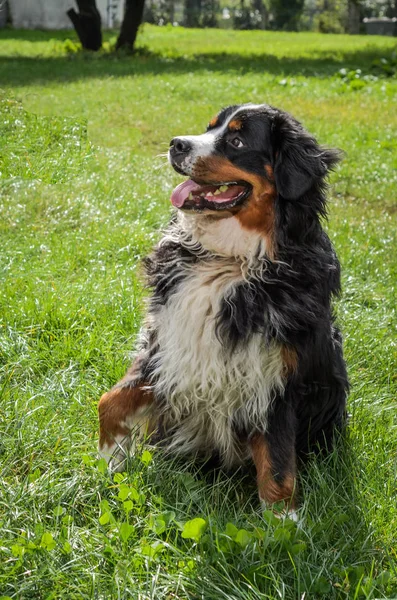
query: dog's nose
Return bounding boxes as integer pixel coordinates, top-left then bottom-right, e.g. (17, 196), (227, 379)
(170, 137), (192, 155)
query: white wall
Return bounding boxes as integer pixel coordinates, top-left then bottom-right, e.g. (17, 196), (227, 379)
(9, 0), (124, 30)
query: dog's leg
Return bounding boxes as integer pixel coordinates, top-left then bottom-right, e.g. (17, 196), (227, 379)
(98, 359), (154, 472)
(250, 434), (297, 519)
(250, 399), (297, 520)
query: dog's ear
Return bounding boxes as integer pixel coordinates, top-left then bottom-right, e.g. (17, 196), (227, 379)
(271, 113), (341, 200)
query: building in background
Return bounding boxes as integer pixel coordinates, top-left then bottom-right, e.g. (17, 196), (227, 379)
(5, 0), (123, 29)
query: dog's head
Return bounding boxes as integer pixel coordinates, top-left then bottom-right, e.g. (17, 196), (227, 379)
(168, 104), (340, 257)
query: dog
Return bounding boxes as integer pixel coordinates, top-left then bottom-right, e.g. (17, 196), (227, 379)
(98, 103), (348, 517)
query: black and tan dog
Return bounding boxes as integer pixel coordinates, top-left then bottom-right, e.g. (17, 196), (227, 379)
(98, 103), (348, 519)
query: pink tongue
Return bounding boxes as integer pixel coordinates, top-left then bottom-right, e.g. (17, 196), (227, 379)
(171, 179), (244, 208)
(171, 180), (200, 208)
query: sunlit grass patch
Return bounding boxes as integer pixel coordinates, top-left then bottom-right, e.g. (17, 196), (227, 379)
(0, 94), (92, 184)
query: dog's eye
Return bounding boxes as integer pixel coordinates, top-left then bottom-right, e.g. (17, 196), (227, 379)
(229, 137), (244, 149)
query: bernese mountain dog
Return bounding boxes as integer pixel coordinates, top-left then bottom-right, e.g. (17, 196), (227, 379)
(98, 103), (349, 518)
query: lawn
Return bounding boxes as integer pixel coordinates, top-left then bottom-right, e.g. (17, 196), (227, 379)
(0, 25), (396, 599)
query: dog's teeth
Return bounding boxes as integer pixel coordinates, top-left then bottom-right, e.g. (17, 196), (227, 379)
(206, 191), (214, 197)
(214, 189), (221, 195)
(188, 193), (193, 200)
(219, 185), (228, 192)
(200, 192), (205, 197)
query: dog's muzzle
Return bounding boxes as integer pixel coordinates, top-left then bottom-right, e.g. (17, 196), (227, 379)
(169, 137), (194, 174)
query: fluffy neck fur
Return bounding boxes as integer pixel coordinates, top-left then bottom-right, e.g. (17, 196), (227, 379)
(169, 211), (268, 264)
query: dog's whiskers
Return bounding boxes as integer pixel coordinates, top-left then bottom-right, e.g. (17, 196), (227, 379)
(153, 161), (169, 171)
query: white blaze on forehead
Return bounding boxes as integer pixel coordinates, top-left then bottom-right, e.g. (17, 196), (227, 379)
(175, 131), (218, 159)
(233, 102), (270, 116)
(236, 103), (267, 113)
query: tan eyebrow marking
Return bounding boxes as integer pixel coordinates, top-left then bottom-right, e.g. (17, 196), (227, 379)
(265, 164), (275, 181)
(228, 119), (243, 131)
(209, 116), (219, 128)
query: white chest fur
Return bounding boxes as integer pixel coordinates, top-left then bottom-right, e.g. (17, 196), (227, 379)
(150, 257), (285, 466)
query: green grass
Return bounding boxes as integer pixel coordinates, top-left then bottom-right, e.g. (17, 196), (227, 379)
(0, 25), (396, 599)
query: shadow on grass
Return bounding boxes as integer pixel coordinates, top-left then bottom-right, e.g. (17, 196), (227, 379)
(0, 28), (74, 42)
(132, 431), (384, 597)
(0, 29), (396, 87)
(148, 430), (370, 530)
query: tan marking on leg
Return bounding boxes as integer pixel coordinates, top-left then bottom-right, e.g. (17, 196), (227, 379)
(98, 380), (155, 471)
(98, 385), (153, 447)
(250, 433), (297, 510)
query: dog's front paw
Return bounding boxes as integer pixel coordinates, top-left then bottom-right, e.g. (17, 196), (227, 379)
(276, 507), (299, 522)
(98, 434), (132, 473)
(261, 500), (300, 523)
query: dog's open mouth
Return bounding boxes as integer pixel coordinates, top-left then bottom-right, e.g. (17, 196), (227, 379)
(171, 179), (251, 211)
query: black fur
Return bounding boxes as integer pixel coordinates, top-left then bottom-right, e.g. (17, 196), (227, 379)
(139, 103), (348, 462)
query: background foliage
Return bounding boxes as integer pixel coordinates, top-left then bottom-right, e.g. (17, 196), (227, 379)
(143, 0), (397, 32)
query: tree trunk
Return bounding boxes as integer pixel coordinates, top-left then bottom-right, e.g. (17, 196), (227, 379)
(168, 0), (175, 24)
(116, 0), (146, 51)
(67, 0), (102, 51)
(185, 0), (202, 27)
(347, 0), (361, 34)
(252, 0), (268, 29)
(386, 0), (397, 18)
